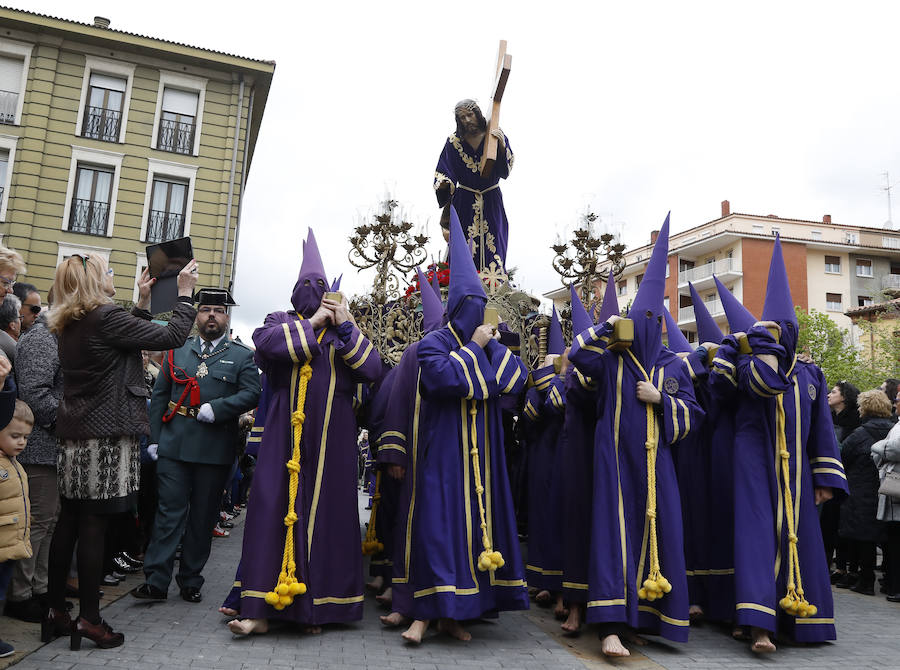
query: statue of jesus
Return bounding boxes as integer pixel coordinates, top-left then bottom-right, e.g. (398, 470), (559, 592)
(434, 99), (513, 272)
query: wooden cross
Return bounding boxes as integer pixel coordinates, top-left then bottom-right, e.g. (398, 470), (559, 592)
(479, 40), (512, 178)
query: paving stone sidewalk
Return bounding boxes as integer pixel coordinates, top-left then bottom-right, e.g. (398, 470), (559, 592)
(6, 493), (900, 669)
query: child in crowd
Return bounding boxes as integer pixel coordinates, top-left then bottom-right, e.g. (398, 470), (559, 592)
(0, 400), (36, 657)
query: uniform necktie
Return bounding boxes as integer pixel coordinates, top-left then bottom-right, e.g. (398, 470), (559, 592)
(202, 342), (212, 356)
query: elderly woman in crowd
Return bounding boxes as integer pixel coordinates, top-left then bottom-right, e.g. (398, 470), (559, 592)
(0, 294), (21, 363)
(838, 390), (895, 595)
(4, 288), (62, 623)
(873, 392), (900, 602)
(43, 255), (198, 650)
(13, 282), (42, 334)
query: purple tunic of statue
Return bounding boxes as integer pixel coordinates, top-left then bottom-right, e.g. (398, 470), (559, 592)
(226, 229), (384, 625)
(522, 365), (566, 592)
(434, 131), (513, 270)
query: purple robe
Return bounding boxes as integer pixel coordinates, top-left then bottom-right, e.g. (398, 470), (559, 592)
(561, 368), (597, 604)
(434, 132), (513, 270)
(569, 322), (703, 642)
(732, 325), (848, 641)
(366, 369), (399, 581)
(522, 365), (566, 591)
(230, 311), (383, 625)
(386, 326), (530, 621)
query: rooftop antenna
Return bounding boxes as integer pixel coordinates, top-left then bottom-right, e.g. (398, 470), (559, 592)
(882, 171), (900, 229)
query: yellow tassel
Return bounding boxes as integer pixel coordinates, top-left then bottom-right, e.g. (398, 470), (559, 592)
(468, 400), (504, 572)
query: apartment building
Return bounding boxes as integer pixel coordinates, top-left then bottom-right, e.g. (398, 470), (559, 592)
(546, 200), (900, 343)
(0, 8), (274, 303)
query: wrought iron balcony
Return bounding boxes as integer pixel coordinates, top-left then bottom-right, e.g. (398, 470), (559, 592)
(157, 117), (196, 155)
(82, 106), (121, 142)
(0, 90), (17, 125)
(68, 198), (110, 236)
(145, 209), (185, 243)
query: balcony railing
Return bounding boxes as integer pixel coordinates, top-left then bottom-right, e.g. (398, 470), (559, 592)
(678, 299), (724, 323)
(145, 210), (185, 243)
(0, 90), (17, 125)
(82, 106), (121, 142)
(68, 198), (110, 236)
(157, 117), (196, 155)
(678, 257), (740, 284)
(883, 274), (900, 290)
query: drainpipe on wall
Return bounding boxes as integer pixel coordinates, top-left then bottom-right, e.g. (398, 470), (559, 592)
(228, 84), (254, 294)
(219, 74), (245, 288)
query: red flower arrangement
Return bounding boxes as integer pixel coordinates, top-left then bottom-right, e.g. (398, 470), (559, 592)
(405, 262), (450, 298)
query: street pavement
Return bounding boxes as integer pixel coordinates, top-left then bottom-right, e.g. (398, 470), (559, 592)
(4, 493), (900, 669)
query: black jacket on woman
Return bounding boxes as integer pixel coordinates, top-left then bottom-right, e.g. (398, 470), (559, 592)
(833, 406), (861, 443)
(839, 416), (896, 542)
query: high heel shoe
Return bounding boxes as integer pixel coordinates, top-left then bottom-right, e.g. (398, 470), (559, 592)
(40, 608), (73, 643)
(70, 617), (124, 650)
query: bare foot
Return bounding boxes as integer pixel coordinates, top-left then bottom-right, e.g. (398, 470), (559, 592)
(601, 634), (631, 657)
(304, 625), (322, 635)
(375, 586), (393, 606)
(402, 619), (430, 644)
(626, 632), (648, 646)
(553, 594), (569, 620)
(437, 618), (472, 641)
(561, 603), (583, 634)
(228, 618), (269, 636)
(732, 626), (749, 641)
(366, 575), (384, 592)
(689, 604), (704, 620)
(380, 611), (407, 627)
(535, 589), (552, 605)
(218, 606), (238, 617)
(751, 627), (776, 653)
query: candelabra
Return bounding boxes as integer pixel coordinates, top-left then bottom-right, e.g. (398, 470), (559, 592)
(551, 211), (627, 309)
(348, 197), (429, 304)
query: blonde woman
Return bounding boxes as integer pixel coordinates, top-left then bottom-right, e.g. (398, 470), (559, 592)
(0, 244), (26, 295)
(43, 255), (197, 650)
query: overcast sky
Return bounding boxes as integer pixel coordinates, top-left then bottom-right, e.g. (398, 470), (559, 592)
(27, 0), (900, 340)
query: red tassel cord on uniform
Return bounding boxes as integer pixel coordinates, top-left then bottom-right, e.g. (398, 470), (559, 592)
(161, 350), (202, 423)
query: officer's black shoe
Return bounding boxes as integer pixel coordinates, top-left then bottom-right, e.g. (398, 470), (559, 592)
(130, 583), (167, 601)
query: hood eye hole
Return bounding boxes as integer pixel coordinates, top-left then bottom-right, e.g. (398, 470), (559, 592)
(645, 310), (653, 319)
(303, 279), (311, 286)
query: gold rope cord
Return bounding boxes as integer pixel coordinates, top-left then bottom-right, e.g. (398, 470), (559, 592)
(264, 323), (326, 610)
(362, 470), (384, 555)
(470, 399), (504, 571)
(776, 393), (816, 617)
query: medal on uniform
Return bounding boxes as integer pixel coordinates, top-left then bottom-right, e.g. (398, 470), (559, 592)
(197, 361), (209, 378)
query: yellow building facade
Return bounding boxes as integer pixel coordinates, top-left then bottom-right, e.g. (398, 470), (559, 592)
(0, 8), (274, 304)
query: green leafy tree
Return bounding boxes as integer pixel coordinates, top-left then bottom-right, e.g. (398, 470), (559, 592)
(795, 306), (881, 389)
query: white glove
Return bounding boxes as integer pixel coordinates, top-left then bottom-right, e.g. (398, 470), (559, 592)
(147, 444), (159, 461)
(197, 403), (215, 423)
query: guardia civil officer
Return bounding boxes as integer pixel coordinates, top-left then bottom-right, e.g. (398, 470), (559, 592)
(132, 289), (260, 603)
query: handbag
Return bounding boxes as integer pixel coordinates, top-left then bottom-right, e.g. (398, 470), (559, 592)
(878, 468), (900, 499)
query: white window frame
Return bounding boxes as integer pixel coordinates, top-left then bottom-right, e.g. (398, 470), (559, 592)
(151, 70), (207, 157)
(617, 280), (627, 296)
(825, 293), (842, 312)
(884, 235), (900, 250)
(858, 296), (873, 307)
(824, 256), (841, 274)
(56, 240), (112, 269)
(0, 38), (33, 125)
(139, 158), (198, 242)
(855, 258), (873, 278)
(811, 230), (822, 240)
(752, 224), (764, 233)
(61, 145), (124, 237)
(74, 56), (136, 143)
(663, 297), (670, 311)
(0, 133), (17, 222)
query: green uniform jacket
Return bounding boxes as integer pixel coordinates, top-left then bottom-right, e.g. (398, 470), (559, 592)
(149, 336), (261, 465)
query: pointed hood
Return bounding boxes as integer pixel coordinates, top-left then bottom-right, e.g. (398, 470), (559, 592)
(330, 274), (342, 291)
(430, 267), (442, 301)
(597, 276), (620, 323)
(291, 228), (328, 316)
(569, 283), (593, 335)
(627, 213), (670, 368)
(448, 205), (486, 338)
(547, 306), (564, 355)
(663, 308), (691, 353)
(713, 275), (756, 333)
(416, 266), (444, 333)
(689, 282), (725, 345)
(761, 234), (799, 358)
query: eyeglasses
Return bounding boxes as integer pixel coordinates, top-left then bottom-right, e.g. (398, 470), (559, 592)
(0, 276), (15, 290)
